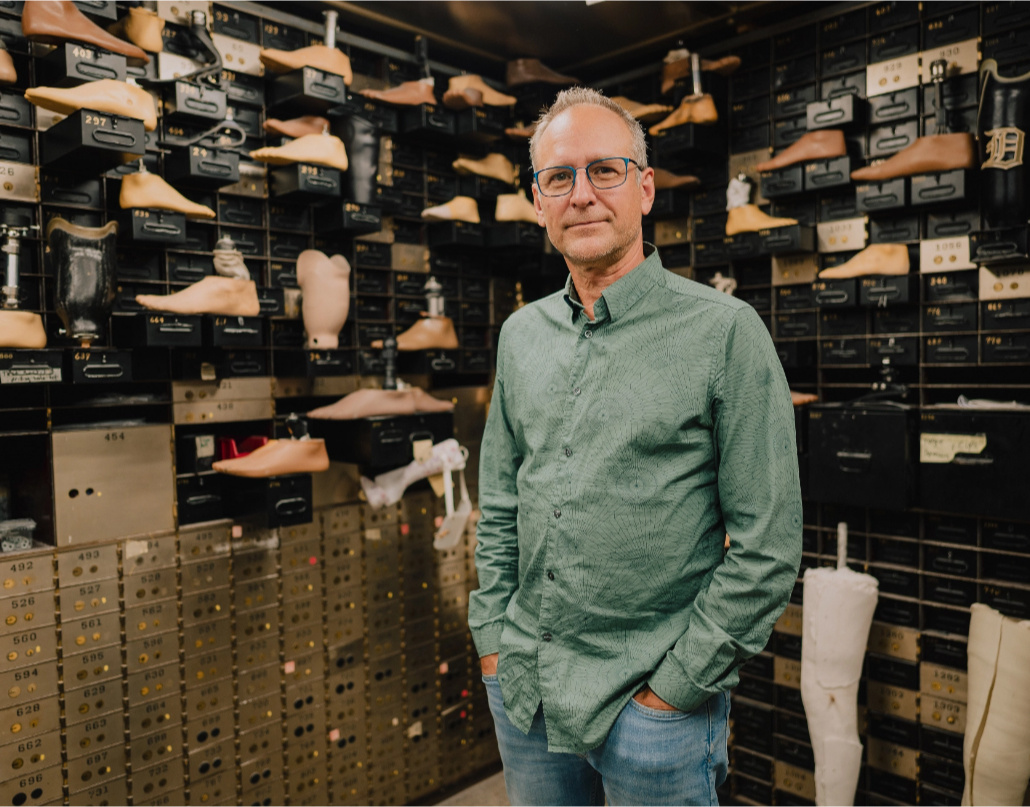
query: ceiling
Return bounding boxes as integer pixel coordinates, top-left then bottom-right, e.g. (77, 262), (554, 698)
(277, 1), (809, 82)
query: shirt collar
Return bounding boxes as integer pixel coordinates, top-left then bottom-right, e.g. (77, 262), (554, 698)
(562, 243), (662, 323)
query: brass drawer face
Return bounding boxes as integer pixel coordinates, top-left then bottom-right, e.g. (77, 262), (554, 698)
(178, 522), (232, 561)
(66, 740), (127, 787)
(58, 577), (120, 618)
(232, 546), (279, 583)
(237, 633), (279, 668)
(434, 541), (464, 566)
(287, 768), (329, 805)
(404, 639), (437, 671)
(369, 652), (402, 691)
(68, 774), (128, 805)
(180, 557), (231, 594)
(183, 645), (233, 687)
(126, 662), (179, 706)
(125, 598), (179, 641)
(283, 593), (322, 629)
(65, 711), (124, 758)
(65, 681), (121, 725)
(123, 534), (178, 574)
(284, 646), (325, 683)
(180, 587), (231, 626)
(61, 610), (120, 655)
(370, 679), (405, 713)
(326, 597), (363, 646)
(238, 663), (279, 702)
(238, 691), (280, 732)
(1, 731), (62, 779)
(284, 620), (322, 657)
(368, 600), (401, 635)
(286, 677), (325, 714)
(242, 778), (286, 805)
(183, 618), (232, 652)
(328, 639), (365, 676)
(130, 757), (185, 802)
(184, 677), (233, 718)
(125, 630), (180, 674)
(324, 560), (360, 591)
(186, 735), (235, 780)
(123, 566), (178, 605)
(128, 726), (180, 770)
(56, 544), (119, 588)
(240, 720), (282, 759)
(241, 750), (284, 790)
(127, 696), (182, 737)
(327, 681), (367, 726)
(1, 551), (54, 598)
(237, 603), (280, 642)
(282, 565), (321, 600)
(1, 624), (58, 669)
(63, 645), (122, 689)
(285, 706), (327, 745)
(231, 516), (279, 551)
(0, 697), (59, 744)
(280, 531), (321, 572)
(0, 763), (63, 806)
(187, 765), (236, 805)
(0, 591), (56, 632)
(437, 558), (468, 588)
(369, 633), (401, 660)
(324, 530), (361, 565)
(233, 575), (278, 612)
(322, 504), (362, 536)
(364, 504), (398, 528)
(921, 694), (967, 734)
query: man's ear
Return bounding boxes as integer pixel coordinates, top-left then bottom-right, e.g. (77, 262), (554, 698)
(531, 184), (547, 227)
(639, 167), (656, 216)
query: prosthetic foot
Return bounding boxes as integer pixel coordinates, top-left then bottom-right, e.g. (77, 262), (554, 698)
(308, 387), (454, 420)
(135, 276), (260, 317)
(0, 311), (47, 349)
(22, 0), (149, 63)
(445, 74), (516, 107)
(791, 390), (819, 407)
(850, 133), (975, 181)
(442, 85), (482, 111)
(360, 78), (436, 106)
(963, 604), (1030, 807)
(612, 96), (673, 123)
(213, 438), (330, 477)
(48, 218), (118, 347)
(648, 94), (718, 134)
(25, 79), (158, 131)
(505, 122), (537, 139)
(119, 172), (215, 219)
(653, 167), (701, 190)
(372, 316), (459, 351)
(495, 189), (538, 223)
(0, 40), (16, 85)
(360, 438), (465, 509)
(817, 244), (909, 279)
(755, 130), (847, 172)
(421, 196), (480, 224)
(296, 250), (350, 349)
(107, 7), (164, 53)
(263, 115), (330, 139)
(259, 45), (352, 83)
(249, 132), (348, 172)
(725, 205), (798, 235)
(452, 153), (516, 184)
(506, 58), (577, 87)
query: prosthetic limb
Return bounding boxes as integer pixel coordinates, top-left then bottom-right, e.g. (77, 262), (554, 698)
(371, 315), (459, 351)
(25, 79), (158, 131)
(259, 45), (352, 83)
(307, 387), (454, 420)
(249, 132), (348, 172)
(48, 218), (118, 346)
(962, 603), (1030, 806)
(296, 250), (350, 349)
(107, 7), (165, 53)
(421, 196), (480, 223)
(119, 169), (216, 219)
(800, 522), (879, 806)
(212, 439), (329, 477)
(22, 0), (149, 62)
(360, 438), (466, 509)
(725, 175), (797, 235)
(135, 276), (260, 317)
(360, 78), (436, 106)
(452, 153), (516, 184)
(495, 189), (538, 223)
(817, 244), (909, 279)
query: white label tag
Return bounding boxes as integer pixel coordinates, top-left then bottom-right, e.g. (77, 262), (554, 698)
(920, 433), (987, 463)
(866, 53), (921, 97)
(919, 237), (975, 272)
(124, 539), (149, 559)
(406, 721), (423, 738)
(920, 38), (980, 82)
(0, 367), (61, 384)
(412, 439), (433, 463)
(817, 217), (868, 253)
(195, 435), (215, 458)
(364, 528), (381, 541)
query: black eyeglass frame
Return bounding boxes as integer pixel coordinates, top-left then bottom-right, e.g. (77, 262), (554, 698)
(533, 157), (642, 197)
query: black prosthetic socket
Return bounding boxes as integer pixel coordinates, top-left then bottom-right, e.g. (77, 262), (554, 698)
(48, 217), (118, 346)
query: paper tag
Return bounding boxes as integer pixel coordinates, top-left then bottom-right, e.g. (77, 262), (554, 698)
(920, 432), (987, 463)
(412, 439), (433, 463)
(328, 728), (340, 741)
(728, 149), (770, 205)
(919, 237), (975, 273)
(124, 539), (149, 559)
(866, 53), (920, 97)
(817, 217), (868, 253)
(439, 661), (449, 674)
(428, 473), (446, 497)
(365, 528), (381, 541)
(195, 435), (215, 458)
(406, 721), (422, 738)
(920, 37), (979, 82)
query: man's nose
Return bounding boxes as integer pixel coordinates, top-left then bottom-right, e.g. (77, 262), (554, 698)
(569, 168), (597, 204)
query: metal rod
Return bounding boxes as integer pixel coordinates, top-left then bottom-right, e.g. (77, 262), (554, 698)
(691, 52), (702, 97)
(324, 10), (338, 49)
(1, 228), (25, 309)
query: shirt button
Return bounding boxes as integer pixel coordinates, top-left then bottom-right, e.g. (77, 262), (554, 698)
(573, 387), (581, 396)
(584, 329), (593, 339)
(547, 571), (555, 581)
(542, 632), (552, 642)
(564, 447), (572, 458)
(553, 508), (561, 519)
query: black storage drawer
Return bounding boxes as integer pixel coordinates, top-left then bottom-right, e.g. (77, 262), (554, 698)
(307, 412), (455, 471)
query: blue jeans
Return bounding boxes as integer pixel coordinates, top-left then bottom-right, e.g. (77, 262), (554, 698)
(483, 675), (729, 806)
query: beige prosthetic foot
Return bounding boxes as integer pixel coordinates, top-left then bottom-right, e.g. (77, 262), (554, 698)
(446, 74), (516, 106)
(452, 152), (516, 184)
(962, 604), (1030, 806)
(371, 316), (459, 351)
(0, 43), (16, 84)
(791, 390), (819, 407)
(817, 244), (909, 279)
(495, 189), (538, 223)
(25, 79), (157, 131)
(296, 249), (351, 349)
(136, 276), (260, 317)
(249, 132), (348, 172)
(612, 96), (673, 123)
(421, 196), (480, 223)
(725, 204), (798, 235)
(308, 387), (454, 420)
(259, 45), (352, 83)
(649, 94), (718, 134)
(360, 78), (436, 106)
(0, 311), (47, 349)
(213, 439), (330, 477)
(119, 171), (215, 219)
(107, 7), (165, 53)
(653, 167), (701, 190)
(263, 115), (330, 139)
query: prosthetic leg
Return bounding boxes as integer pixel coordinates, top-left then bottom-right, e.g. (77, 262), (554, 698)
(48, 218), (118, 347)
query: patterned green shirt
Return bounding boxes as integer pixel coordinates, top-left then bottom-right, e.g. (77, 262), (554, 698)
(468, 246), (803, 753)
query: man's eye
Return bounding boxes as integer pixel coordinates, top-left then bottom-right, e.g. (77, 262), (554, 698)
(551, 171), (572, 182)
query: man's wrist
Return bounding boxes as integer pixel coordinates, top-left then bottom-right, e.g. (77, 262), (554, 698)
(479, 653), (499, 675)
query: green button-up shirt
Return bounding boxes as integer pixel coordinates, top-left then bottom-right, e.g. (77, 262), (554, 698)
(468, 246), (803, 753)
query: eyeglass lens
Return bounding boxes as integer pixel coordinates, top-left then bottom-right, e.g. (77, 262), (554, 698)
(537, 158), (632, 196)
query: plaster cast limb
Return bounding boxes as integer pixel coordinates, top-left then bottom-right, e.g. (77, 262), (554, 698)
(296, 249), (350, 349)
(800, 565), (879, 806)
(962, 603), (1030, 806)
(360, 438), (465, 509)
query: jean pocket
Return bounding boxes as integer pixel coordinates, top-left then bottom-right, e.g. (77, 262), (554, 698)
(482, 673), (499, 684)
(627, 697), (691, 721)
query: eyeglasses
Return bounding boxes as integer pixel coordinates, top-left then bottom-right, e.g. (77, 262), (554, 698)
(534, 157), (641, 197)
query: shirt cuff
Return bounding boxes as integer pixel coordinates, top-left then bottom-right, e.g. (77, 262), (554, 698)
(647, 658), (712, 714)
(470, 622), (504, 659)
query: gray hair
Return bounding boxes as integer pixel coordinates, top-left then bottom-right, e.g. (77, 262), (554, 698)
(529, 87), (649, 173)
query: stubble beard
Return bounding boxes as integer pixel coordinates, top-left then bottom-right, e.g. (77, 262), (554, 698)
(550, 220), (635, 269)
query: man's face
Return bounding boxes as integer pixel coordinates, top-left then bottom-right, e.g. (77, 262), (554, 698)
(532, 105), (655, 269)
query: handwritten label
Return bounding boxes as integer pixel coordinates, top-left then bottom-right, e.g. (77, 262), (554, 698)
(920, 433), (987, 463)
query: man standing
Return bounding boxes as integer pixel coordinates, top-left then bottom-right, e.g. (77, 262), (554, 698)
(468, 87), (802, 806)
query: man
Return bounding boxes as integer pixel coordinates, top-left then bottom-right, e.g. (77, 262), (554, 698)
(468, 87), (802, 806)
